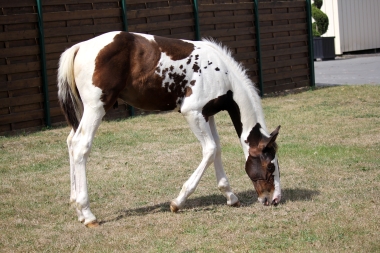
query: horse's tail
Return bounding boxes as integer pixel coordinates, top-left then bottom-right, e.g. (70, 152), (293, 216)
(57, 44), (83, 131)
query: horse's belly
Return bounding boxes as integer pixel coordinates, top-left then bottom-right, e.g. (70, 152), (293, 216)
(118, 77), (184, 111)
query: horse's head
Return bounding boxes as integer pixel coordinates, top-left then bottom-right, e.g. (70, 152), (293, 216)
(245, 123), (281, 206)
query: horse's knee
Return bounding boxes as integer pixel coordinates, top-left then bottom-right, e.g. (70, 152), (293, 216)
(71, 137), (92, 163)
(203, 142), (218, 162)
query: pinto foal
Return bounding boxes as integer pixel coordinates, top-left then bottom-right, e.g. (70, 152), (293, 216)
(58, 32), (281, 227)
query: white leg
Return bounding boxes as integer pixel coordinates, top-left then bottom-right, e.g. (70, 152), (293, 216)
(272, 155), (282, 204)
(208, 116), (239, 206)
(70, 106), (105, 226)
(67, 129), (85, 222)
(170, 111), (217, 212)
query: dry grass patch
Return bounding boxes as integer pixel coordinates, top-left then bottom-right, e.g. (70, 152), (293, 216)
(1, 85), (379, 252)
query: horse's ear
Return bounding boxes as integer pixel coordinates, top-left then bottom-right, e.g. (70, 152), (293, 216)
(245, 123), (262, 147)
(266, 125), (280, 148)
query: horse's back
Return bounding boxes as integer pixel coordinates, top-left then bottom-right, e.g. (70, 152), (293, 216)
(72, 31), (233, 113)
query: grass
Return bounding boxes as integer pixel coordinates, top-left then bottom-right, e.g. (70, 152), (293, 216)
(1, 85), (379, 252)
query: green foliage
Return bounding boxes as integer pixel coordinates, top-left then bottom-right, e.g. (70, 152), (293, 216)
(314, 0), (323, 9)
(312, 22), (320, 37)
(312, 0), (329, 37)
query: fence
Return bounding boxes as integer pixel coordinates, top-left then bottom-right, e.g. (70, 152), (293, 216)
(0, 0), (314, 134)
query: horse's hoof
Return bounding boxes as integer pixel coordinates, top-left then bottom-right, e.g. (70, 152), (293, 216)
(170, 201), (179, 213)
(231, 201), (241, 208)
(85, 220), (100, 228)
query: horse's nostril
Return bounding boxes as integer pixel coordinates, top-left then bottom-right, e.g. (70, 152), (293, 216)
(263, 197), (269, 206)
(272, 198), (279, 206)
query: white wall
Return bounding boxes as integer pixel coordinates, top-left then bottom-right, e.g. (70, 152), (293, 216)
(316, 0), (380, 54)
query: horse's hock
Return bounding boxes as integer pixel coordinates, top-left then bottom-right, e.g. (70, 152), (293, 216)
(0, 0), (314, 134)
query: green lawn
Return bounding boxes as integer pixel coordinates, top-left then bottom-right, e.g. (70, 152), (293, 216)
(0, 85), (379, 252)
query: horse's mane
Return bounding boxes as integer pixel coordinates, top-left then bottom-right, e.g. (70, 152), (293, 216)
(201, 38), (251, 83)
(201, 38), (265, 131)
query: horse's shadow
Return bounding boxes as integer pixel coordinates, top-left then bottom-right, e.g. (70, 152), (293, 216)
(100, 188), (320, 224)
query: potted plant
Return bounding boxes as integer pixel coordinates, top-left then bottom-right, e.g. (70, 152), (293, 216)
(312, 0), (335, 60)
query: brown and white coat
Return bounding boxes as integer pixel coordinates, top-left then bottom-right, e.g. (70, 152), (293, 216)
(58, 31), (281, 227)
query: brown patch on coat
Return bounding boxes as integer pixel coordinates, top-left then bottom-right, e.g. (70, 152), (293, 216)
(154, 35), (194, 61)
(92, 32), (194, 111)
(202, 90), (242, 138)
(185, 87), (192, 97)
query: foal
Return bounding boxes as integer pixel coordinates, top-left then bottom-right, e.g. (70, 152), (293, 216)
(58, 32), (281, 227)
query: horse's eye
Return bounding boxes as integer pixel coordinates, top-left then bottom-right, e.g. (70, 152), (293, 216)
(267, 163), (275, 173)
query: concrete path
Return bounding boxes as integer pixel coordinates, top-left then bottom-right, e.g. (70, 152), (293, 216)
(314, 54), (380, 86)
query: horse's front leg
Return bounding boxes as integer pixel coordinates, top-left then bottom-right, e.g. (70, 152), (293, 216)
(170, 111), (217, 212)
(69, 107), (104, 227)
(208, 116), (240, 207)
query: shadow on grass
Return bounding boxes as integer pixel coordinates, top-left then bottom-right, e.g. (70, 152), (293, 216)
(281, 188), (320, 203)
(100, 188), (319, 225)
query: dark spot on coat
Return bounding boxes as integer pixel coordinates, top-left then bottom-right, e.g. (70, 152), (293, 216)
(190, 80), (196, 86)
(170, 66), (174, 71)
(195, 55), (199, 60)
(215, 67), (220, 71)
(162, 68), (168, 77)
(202, 90), (242, 137)
(168, 72), (188, 87)
(204, 66), (207, 69)
(180, 65), (183, 69)
(192, 62), (200, 73)
(208, 61), (212, 65)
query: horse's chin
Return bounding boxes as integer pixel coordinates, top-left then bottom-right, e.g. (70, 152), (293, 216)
(272, 196), (281, 206)
(258, 193), (281, 206)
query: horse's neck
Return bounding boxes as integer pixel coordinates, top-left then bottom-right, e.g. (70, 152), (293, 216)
(229, 74), (268, 142)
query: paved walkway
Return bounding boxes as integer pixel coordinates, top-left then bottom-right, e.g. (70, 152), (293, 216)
(314, 54), (380, 86)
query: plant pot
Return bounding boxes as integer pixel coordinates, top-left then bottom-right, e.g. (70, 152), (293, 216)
(313, 36), (335, 60)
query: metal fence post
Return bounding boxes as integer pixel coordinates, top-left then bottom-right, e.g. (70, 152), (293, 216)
(306, 0), (316, 88)
(36, 0), (51, 127)
(193, 0), (201, 40)
(121, 0), (128, 31)
(254, 0), (264, 97)
(120, 0), (135, 116)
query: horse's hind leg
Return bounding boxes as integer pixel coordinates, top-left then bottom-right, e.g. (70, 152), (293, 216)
(70, 106), (105, 226)
(208, 116), (239, 207)
(67, 129), (85, 221)
(170, 111), (217, 212)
